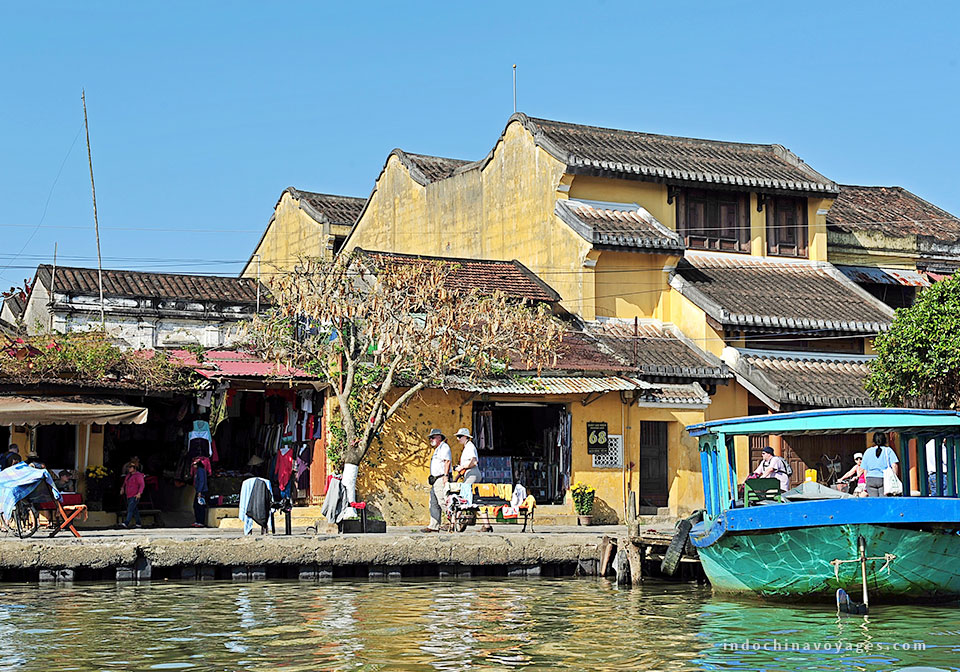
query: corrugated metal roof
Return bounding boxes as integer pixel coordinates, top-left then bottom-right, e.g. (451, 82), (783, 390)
(168, 350), (317, 380)
(446, 376), (635, 395)
(835, 265), (930, 288)
(446, 375), (711, 406)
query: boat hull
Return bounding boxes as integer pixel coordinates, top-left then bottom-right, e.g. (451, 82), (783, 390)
(691, 499), (960, 602)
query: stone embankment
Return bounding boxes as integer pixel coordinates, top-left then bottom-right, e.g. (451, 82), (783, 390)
(0, 532), (606, 582)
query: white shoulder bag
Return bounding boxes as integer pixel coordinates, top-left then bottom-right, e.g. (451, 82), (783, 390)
(882, 465), (903, 496)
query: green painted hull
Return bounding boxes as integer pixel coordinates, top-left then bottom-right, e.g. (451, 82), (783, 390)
(697, 523), (960, 602)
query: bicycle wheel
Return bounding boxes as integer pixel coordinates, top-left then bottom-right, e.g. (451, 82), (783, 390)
(14, 501), (38, 539)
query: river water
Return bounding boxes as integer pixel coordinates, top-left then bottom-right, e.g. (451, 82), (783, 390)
(0, 578), (956, 671)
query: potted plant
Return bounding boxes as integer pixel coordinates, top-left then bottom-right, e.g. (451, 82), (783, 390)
(84, 465), (109, 511)
(571, 481), (596, 526)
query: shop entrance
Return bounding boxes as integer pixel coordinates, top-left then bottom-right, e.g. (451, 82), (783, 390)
(472, 401), (571, 504)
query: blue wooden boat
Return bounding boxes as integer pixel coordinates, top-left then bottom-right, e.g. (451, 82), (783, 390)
(686, 408), (960, 603)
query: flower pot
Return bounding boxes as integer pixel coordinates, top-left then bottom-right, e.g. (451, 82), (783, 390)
(577, 514), (593, 526)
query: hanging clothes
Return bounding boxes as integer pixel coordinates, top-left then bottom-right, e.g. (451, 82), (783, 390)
(276, 445), (294, 498)
(239, 477), (273, 535)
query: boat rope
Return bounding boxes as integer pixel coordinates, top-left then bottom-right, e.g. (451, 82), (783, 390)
(830, 553), (897, 580)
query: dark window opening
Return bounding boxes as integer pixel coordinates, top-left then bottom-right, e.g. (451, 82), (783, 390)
(472, 402), (571, 504)
(638, 421), (669, 508)
(860, 283), (917, 309)
(331, 236), (347, 257)
(766, 196), (808, 257)
(35, 425), (76, 469)
(677, 188), (750, 252)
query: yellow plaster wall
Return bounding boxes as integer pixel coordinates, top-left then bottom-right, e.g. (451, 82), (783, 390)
(567, 177), (676, 230)
(808, 197), (832, 263)
(242, 192), (330, 282)
(344, 385), (710, 525)
(593, 251), (677, 319)
(345, 122), (596, 318)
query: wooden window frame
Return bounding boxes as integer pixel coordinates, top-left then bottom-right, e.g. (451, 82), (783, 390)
(676, 188), (750, 253)
(766, 196), (808, 257)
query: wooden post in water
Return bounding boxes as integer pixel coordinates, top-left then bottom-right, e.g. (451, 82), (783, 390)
(858, 535), (869, 610)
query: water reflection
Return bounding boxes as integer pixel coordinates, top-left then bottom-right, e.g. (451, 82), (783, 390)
(0, 579), (955, 671)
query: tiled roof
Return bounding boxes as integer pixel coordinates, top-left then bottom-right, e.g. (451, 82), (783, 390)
(167, 350), (316, 380)
(513, 114), (839, 195)
(554, 199), (684, 252)
(393, 150), (473, 184)
(828, 185), (960, 242)
(587, 319), (730, 380)
(835, 265), (930, 288)
(551, 330), (633, 372)
(37, 266), (271, 306)
(671, 252), (893, 334)
(355, 249), (561, 302)
(288, 189), (366, 227)
(725, 347), (875, 409)
(2, 294), (25, 320)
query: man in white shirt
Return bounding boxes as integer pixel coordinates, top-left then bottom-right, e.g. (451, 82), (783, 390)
(751, 446), (790, 492)
(453, 428), (481, 504)
(423, 428), (451, 532)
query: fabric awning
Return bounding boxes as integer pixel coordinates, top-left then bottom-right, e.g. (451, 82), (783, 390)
(0, 396), (148, 426)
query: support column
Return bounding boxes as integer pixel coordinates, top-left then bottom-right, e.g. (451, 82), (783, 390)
(717, 432), (731, 512)
(900, 434), (912, 498)
(935, 437), (945, 496)
(917, 439), (928, 497)
(947, 436), (957, 498)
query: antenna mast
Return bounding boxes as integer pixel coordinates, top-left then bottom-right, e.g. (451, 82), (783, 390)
(513, 64), (517, 113)
(82, 90), (105, 328)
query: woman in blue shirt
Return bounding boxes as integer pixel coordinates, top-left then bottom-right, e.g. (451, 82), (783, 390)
(860, 432), (899, 497)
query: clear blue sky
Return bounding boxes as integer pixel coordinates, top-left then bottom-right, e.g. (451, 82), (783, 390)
(1, 1), (958, 288)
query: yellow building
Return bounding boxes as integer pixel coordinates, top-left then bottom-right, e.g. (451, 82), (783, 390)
(242, 188), (366, 281)
(253, 114), (912, 523)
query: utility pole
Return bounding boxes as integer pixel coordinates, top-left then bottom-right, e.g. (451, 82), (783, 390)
(82, 90), (105, 328)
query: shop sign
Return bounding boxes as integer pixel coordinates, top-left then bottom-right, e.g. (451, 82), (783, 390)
(587, 421), (608, 455)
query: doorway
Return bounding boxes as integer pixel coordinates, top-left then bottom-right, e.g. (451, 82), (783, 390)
(638, 421), (668, 507)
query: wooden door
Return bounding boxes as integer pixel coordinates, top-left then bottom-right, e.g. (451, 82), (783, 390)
(750, 434), (865, 488)
(639, 421), (668, 507)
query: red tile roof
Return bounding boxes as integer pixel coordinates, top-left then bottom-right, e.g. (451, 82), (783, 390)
(828, 185), (960, 242)
(287, 189), (366, 227)
(167, 350), (316, 380)
(356, 249), (561, 302)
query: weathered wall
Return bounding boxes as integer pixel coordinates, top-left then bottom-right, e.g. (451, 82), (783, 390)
(345, 123), (594, 317)
(242, 191), (337, 282)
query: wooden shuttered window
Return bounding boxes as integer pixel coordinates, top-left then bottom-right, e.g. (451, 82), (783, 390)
(766, 196), (808, 257)
(677, 188), (749, 252)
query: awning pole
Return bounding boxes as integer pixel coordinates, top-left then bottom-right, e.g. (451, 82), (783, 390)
(83, 424), (91, 470)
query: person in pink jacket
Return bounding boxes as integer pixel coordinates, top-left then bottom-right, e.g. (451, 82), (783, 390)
(121, 463), (145, 528)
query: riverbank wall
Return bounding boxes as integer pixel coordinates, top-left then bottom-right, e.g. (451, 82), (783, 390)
(0, 532), (608, 583)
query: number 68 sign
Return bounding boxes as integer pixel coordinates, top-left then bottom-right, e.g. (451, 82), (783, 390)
(587, 422), (608, 455)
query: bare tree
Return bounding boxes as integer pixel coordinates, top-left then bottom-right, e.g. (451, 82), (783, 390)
(244, 252), (563, 502)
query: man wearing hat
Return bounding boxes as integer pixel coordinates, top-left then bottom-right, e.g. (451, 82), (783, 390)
(423, 429), (451, 532)
(453, 428), (481, 504)
(750, 446), (790, 492)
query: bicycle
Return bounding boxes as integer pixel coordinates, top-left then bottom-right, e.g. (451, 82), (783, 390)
(2, 500), (39, 538)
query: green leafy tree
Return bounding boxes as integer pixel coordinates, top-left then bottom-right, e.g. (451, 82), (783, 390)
(243, 251), (563, 503)
(866, 275), (960, 409)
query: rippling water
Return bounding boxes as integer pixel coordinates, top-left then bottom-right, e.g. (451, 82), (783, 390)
(0, 578), (956, 671)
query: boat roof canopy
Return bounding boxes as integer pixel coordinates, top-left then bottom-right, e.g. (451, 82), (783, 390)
(686, 408), (960, 438)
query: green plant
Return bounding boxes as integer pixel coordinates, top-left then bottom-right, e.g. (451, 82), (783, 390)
(571, 481), (596, 515)
(866, 275), (960, 408)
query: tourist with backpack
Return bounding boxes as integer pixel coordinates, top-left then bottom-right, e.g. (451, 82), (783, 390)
(750, 446), (791, 492)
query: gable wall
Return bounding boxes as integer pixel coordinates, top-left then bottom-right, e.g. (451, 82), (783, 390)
(345, 122), (595, 316)
(242, 192), (328, 282)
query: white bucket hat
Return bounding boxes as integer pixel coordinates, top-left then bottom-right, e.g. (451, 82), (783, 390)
(455, 428), (472, 439)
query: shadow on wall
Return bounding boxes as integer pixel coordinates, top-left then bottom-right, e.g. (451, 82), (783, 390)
(356, 394), (468, 526)
(592, 497), (620, 525)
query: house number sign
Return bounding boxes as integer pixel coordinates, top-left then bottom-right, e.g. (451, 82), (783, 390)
(587, 421), (608, 455)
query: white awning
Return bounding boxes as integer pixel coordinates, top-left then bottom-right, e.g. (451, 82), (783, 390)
(0, 396), (148, 426)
